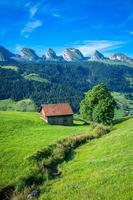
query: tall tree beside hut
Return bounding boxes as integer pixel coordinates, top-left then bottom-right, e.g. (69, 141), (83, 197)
(80, 84), (116, 125)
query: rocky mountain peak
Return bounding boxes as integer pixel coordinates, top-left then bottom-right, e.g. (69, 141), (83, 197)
(110, 53), (133, 64)
(91, 50), (105, 61)
(0, 45), (133, 64)
(111, 53), (125, 60)
(62, 48), (84, 61)
(21, 48), (39, 61)
(45, 48), (58, 60)
(0, 45), (15, 61)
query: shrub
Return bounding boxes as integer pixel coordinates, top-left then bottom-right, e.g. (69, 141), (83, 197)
(16, 173), (44, 192)
(91, 125), (111, 138)
(30, 144), (55, 162)
(0, 185), (15, 200)
(12, 190), (28, 200)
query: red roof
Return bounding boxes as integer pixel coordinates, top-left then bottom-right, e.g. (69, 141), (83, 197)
(41, 103), (73, 117)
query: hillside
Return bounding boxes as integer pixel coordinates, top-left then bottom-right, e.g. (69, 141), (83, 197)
(40, 118), (133, 200)
(0, 111), (90, 188)
(0, 99), (36, 111)
(0, 61), (133, 112)
(113, 92), (133, 118)
(0, 112), (132, 200)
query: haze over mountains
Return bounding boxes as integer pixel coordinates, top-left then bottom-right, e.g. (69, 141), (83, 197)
(0, 45), (133, 64)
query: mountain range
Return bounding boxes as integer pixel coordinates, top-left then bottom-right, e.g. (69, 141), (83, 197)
(0, 45), (133, 64)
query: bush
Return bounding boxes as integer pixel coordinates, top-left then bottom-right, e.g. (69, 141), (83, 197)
(0, 185), (15, 200)
(15, 99), (36, 112)
(91, 125), (111, 138)
(30, 144), (55, 162)
(12, 189), (28, 200)
(16, 173), (44, 192)
(29, 129), (110, 171)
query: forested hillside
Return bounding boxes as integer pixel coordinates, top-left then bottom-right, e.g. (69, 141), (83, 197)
(0, 61), (133, 111)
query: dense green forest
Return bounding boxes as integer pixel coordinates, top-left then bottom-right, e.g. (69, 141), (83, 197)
(0, 61), (133, 111)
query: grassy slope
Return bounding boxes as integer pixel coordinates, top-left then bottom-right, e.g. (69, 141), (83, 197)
(112, 92), (133, 119)
(24, 73), (49, 83)
(101, 60), (133, 68)
(0, 65), (18, 71)
(40, 118), (133, 200)
(0, 99), (36, 111)
(0, 111), (90, 189)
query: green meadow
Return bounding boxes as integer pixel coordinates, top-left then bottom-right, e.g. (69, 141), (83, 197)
(0, 65), (18, 71)
(112, 92), (133, 119)
(0, 99), (36, 112)
(24, 73), (49, 83)
(0, 111), (133, 200)
(0, 111), (90, 189)
(40, 118), (133, 200)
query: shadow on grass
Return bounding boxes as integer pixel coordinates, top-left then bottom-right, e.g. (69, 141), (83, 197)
(73, 123), (87, 127)
(65, 149), (75, 162)
(113, 116), (133, 125)
(51, 150), (75, 180)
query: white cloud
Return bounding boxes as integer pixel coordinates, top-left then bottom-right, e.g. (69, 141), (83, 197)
(24, 1), (39, 17)
(129, 31), (133, 35)
(30, 5), (39, 17)
(24, 2), (41, 17)
(72, 40), (125, 56)
(52, 13), (61, 18)
(28, 0), (47, 18)
(21, 20), (42, 38)
(25, 0), (62, 19)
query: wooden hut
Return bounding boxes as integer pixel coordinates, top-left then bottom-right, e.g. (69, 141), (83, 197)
(40, 103), (73, 126)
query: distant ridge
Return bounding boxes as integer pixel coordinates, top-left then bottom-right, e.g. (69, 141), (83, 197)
(0, 45), (133, 64)
(0, 45), (15, 61)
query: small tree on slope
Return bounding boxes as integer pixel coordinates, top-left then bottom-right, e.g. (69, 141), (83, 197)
(80, 84), (116, 125)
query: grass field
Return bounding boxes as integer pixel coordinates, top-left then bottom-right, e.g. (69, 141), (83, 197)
(0, 99), (36, 112)
(0, 111), (90, 189)
(24, 73), (49, 83)
(0, 111), (133, 200)
(101, 60), (133, 68)
(112, 92), (133, 119)
(0, 65), (18, 71)
(40, 118), (133, 200)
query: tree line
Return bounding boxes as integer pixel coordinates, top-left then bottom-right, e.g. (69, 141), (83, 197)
(0, 61), (133, 112)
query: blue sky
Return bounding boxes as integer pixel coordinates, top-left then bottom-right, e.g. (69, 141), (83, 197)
(0, 0), (133, 56)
